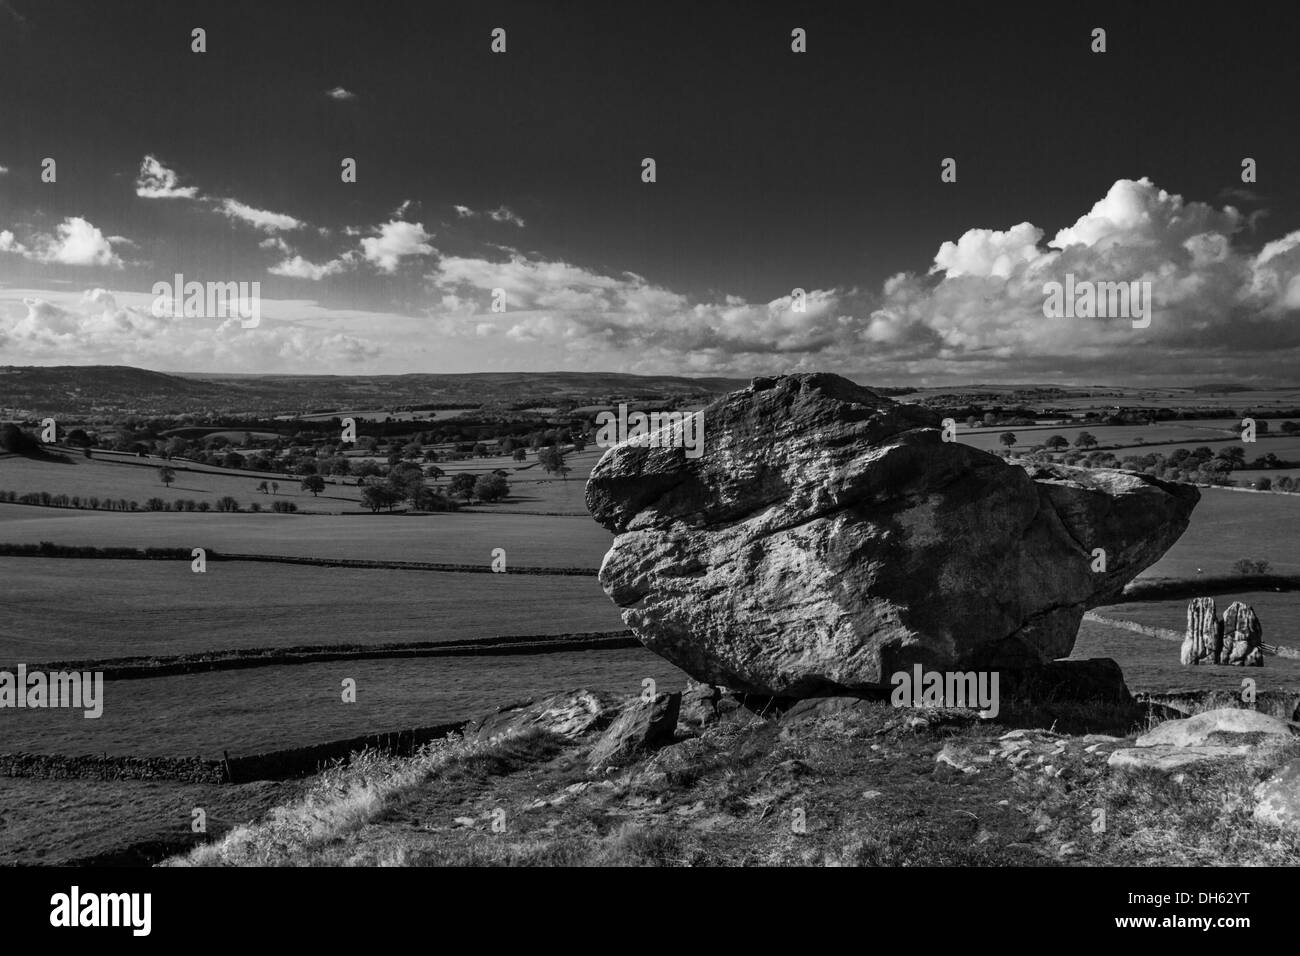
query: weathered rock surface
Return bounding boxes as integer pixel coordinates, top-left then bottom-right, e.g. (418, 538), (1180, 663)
(587, 692), (681, 769)
(1253, 758), (1300, 830)
(1180, 597), (1221, 665)
(1107, 744), (1255, 771)
(587, 373), (1199, 696)
(1221, 601), (1265, 666)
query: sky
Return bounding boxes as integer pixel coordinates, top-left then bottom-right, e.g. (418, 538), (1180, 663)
(1, 0), (1298, 385)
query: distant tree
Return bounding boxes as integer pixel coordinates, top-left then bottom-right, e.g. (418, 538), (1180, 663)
(982, 413), (997, 427)
(512, 447), (527, 462)
(474, 473), (510, 502)
(537, 446), (566, 478)
(222, 451), (245, 469)
(300, 475), (326, 497)
(999, 432), (1017, 451)
(1256, 477), (1273, 491)
(1074, 432), (1098, 449)
(158, 466), (176, 488)
(271, 481), (280, 495)
(214, 496), (240, 512)
(472, 443), (489, 458)
(362, 484), (401, 513)
(256, 480), (269, 494)
(1281, 421), (1299, 434)
(1045, 435), (1069, 451)
(449, 473), (478, 501)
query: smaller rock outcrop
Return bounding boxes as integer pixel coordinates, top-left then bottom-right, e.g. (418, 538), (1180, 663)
(1108, 707), (1296, 771)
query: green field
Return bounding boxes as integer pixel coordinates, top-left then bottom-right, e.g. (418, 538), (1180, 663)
(1137, 488), (1300, 579)
(0, 453), (362, 508)
(0, 446), (605, 513)
(0, 558), (624, 662)
(0, 505), (611, 566)
(0, 648), (688, 757)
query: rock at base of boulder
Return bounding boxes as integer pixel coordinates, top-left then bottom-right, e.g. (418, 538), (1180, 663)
(678, 679), (722, 731)
(1000, 658), (1131, 704)
(588, 692), (682, 770)
(464, 689), (620, 745)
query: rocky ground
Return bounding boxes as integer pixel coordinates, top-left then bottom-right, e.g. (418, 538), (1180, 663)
(169, 679), (1300, 867)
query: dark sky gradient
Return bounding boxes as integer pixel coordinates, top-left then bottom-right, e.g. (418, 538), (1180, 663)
(1, 0), (1297, 381)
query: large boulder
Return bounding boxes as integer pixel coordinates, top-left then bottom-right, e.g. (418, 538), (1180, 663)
(587, 373), (1199, 697)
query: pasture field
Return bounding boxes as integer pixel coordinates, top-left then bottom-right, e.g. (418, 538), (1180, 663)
(0, 558), (624, 662)
(0, 505), (611, 567)
(0, 647), (689, 757)
(957, 420), (1246, 454)
(1071, 618), (1300, 694)
(0, 453), (362, 508)
(0, 447), (605, 513)
(1137, 488), (1300, 579)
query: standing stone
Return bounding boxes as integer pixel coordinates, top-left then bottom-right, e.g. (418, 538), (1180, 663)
(1180, 597), (1221, 665)
(1221, 601), (1264, 666)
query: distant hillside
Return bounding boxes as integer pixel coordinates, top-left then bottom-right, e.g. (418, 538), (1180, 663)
(0, 365), (750, 418)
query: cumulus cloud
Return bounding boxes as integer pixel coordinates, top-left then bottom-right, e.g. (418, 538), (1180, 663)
(0, 165), (9, 175)
(416, 178), (1300, 381)
(453, 205), (475, 218)
(1, 287), (379, 370)
(360, 220), (435, 273)
(135, 155), (199, 199)
(326, 86), (356, 100)
(0, 217), (127, 267)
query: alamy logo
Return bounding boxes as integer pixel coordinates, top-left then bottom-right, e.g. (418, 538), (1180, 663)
(595, 404), (704, 459)
(0, 665), (103, 718)
(890, 665), (1000, 718)
(1042, 273), (1152, 329)
(151, 273), (261, 328)
(50, 886), (151, 936)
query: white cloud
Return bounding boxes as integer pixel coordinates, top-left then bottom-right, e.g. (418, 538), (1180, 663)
(219, 198), (304, 233)
(453, 205), (476, 218)
(359, 220), (435, 273)
(0, 287), (381, 371)
(0, 230), (27, 255)
(0, 165), (9, 175)
(135, 155), (199, 199)
(7, 217), (127, 267)
(326, 86), (356, 101)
